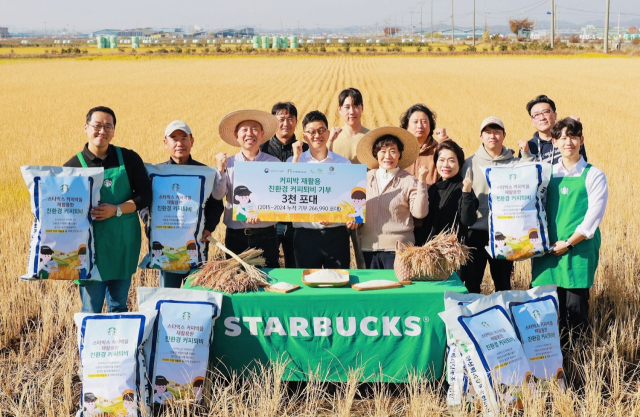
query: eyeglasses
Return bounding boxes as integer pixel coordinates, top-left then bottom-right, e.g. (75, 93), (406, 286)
(304, 128), (328, 137)
(87, 123), (114, 133)
(531, 109), (553, 120)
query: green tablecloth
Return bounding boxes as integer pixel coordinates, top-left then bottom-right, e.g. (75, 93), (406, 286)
(183, 268), (467, 382)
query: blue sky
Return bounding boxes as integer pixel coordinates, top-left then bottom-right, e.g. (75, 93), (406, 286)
(3, 0), (639, 32)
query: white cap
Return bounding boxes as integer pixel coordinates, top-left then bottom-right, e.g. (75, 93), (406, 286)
(164, 120), (192, 137)
(480, 116), (505, 133)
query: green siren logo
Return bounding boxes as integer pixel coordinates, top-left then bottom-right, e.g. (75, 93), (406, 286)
(182, 312), (191, 320)
(532, 310), (541, 319)
(224, 315), (424, 337)
(103, 179), (113, 188)
(60, 184), (70, 193)
(481, 321), (490, 328)
(172, 183), (180, 192)
(107, 327), (116, 336)
(509, 174), (517, 181)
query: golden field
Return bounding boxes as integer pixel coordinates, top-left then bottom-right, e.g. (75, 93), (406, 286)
(1, 54), (640, 416)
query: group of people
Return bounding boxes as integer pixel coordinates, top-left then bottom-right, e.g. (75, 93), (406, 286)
(66, 89), (607, 337)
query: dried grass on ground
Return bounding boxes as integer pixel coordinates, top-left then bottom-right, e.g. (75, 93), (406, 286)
(0, 55), (639, 416)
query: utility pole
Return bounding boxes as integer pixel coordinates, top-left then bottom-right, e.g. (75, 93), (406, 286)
(617, 11), (621, 48)
(44, 21), (46, 37)
(410, 11), (417, 40)
(550, 0), (554, 48)
(451, 0), (455, 46)
(604, 0), (610, 53)
(473, 0), (476, 47)
(395, 13), (398, 38)
(431, 0), (434, 43)
(419, 2), (425, 39)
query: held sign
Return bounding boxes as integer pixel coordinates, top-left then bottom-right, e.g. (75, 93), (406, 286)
(232, 161), (367, 223)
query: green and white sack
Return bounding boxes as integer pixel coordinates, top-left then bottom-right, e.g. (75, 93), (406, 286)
(503, 285), (564, 386)
(443, 292), (485, 409)
(140, 164), (217, 272)
(483, 163), (550, 262)
(439, 292), (531, 416)
(138, 287), (223, 404)
(21, 166), (103, 281)
(74, 311), (157, 417)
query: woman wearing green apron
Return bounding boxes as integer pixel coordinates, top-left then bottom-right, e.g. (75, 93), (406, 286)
(531, 118), (608, 339)
(64, 106), (151, 313)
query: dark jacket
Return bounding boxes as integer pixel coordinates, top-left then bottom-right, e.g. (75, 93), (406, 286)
(260, 134), (308, 162)
(414, 173), (479, 245)
(520, 131), (587, 165)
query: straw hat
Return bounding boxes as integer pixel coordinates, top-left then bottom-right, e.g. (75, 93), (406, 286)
(218, 109), (278, 147)
(355, 126), (420, 170)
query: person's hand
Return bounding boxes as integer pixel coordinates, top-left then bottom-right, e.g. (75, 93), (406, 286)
(462, 177), (473, 193)
(550, 241), (569, 256)
(346, 221), (361, 229)
(292, 141), (304, 162)
(434, 127), (450, 142)
(319, 221), (332, 226)
(518, 140), (530, 154)
(246, 217), (261, 225)
(417, 165), (429, 182)
(570, 115), (581, 122)
(91, 203), (117, 221)
(200, 230), (211, 242)
(215, 152), (227, 172)
(328, 127), (342, 143)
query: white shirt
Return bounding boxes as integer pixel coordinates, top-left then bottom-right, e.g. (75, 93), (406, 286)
(219, 151), (280, 230)
(375, 167), (400, 194)
(552, 157), (608, 239)
(286, 149), (351, 229)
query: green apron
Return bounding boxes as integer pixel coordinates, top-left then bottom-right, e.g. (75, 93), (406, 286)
(77, 146), (141, 283)
(532, 164), (600, 289)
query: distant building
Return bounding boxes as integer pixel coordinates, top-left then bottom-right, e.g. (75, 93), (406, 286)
(213, 28), (254, 38)
(0, 27), (8, 38)
(439, 28), (484, 38)
(90, 28), (183, 38)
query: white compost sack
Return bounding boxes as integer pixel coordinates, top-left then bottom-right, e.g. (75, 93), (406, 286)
(74, 310), (157, 417)
(140, 164), (216, 272)
(138, 287), (223, 404)
(483, 163), (550, 261)
(503, 285), (564, 386)
(439, 292), (531, 416)
(443, 292), (486, 408)
(21, 166), (103, 281)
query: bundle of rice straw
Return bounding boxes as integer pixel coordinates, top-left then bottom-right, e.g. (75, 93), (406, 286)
(396, 228), (471, 281)
(188, 237), (271, 293)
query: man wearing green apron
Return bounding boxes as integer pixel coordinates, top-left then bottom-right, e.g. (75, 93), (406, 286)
(64, 106), (151, 313)
(532, 118), (608, 340)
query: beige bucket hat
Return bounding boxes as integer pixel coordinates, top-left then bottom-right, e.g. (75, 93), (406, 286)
(355, 126), (420, 170)
(218, 109), (278, 147)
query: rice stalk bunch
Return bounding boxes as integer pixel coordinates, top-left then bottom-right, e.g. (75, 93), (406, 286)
(397, 229), (471, 280)
(189, 248), (269, 293)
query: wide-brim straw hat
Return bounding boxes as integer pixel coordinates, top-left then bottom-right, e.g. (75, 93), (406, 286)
(355, 126), (421, 170)
(218, 109), (278, 147)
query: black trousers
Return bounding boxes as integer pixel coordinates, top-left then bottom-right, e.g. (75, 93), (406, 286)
(557, 286), (590, 344)
(458, 229), (513, 293)
(277, 222), (296, 268)
(362, 251), (396, 270)
(225, 226), (280, 269)
(293, 226), (350, 269)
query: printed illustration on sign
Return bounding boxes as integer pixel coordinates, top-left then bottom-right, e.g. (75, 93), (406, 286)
(233, 185), (258, 221)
